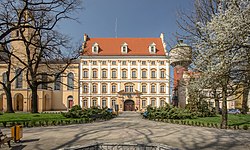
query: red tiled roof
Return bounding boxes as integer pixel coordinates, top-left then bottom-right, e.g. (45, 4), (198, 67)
(82, 37), (166, 56)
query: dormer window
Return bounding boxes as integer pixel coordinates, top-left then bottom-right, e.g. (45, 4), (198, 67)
(149, 42), (156, 53)
(121, 42), (128, 53)
(92, 42), (99, 54)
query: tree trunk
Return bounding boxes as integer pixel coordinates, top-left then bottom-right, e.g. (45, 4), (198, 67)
(213, 89), (220, 114)
(31, 86), (39, 113)
(242, 86), (249, 114)
(215, 99), (220, 114)
(220, 85), (228, 129)
(4, 86), (14, 113)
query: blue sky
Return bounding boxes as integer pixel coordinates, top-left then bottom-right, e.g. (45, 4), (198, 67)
(58, 0), (194, 48)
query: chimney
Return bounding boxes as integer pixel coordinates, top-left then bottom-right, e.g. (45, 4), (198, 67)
(83, 33), (89, 42)
(160, 33), (164, 43)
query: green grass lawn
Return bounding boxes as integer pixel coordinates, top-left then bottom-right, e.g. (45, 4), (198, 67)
(0, 113), (66, 122)
(184, 114), (250, 127)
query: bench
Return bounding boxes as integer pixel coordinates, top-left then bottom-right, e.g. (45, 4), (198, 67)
(0, 131), (11, 148)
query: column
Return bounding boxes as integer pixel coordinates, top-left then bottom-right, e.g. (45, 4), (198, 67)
(156, 60), (160, 79)
(88, 82), (91, 94)
(88, 97), (91, 108)
(98, 97), (101, 107)
(108, 61), (111, 79)
(147, 97), (150, 105)
(79, 62), (83, 107)
(156, 97), (160, 107)
(118, 83), (121, 91)
(98, 83), (101, 94)
(118, 61), (121, 79)
(128, 61), (131, 79)
(108, 82), (111, 94)
(137, 60), (141, 79)
(98, 61), (101, 79)
(147, 61), (150, 79)
(147, 83), (150, 94)
(88, 61), (92, 79)
(108, 97), (111, 108)
(156, 83), (160, 94)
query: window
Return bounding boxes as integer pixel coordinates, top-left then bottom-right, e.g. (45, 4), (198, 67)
(151, 85), (156, 93)
(151, 61), (155, 65)
(102, 70), (107, 78)
(160, 70), (165, 78)
(142, 85), (147, 93)
(102, 61), (106, 65)
(15, 68), (22, 88)
(132, 71), (136, 78)
(2, 72), (7, 84)
(122, 61), (126, 65)
(150, 46), (155, 52)
(92, 61), (97, 65)
(122, 46), (126, 52)
(92, 70), (97, 78)
(54, 76), (61, 90)
(151, 70), (156, 78)
(83, 100), (88, 108)
(125, 85), (133, 92)
(149, 43), (156, 53)
(92, 43), (99, 53)
(83, 84), (88, 93)
(122, 70), (127, 78)
(92, 99), (97, 107)
(92, 84), (97, 93)
(112, 85), (116, 93)
(160, 85), (165, 93)
(83, 70), (88, 78)
(142, 71), (147, 78)
(151, 99), (155, 107)
(102, 99), (107, 108)
(112, 61), (116, 65)
(160, 100), (165, 107)
(160, 61), (165, 65)
(112, 70), (116, 78)
(142, 100), (146, 108)
(102, 84), (107, 93)
(82, 61), (87, 65)
(41, 74), (48, 89)
(112, 100), (116, 108)
(67, 72), (74, 90)
(142, 61), (146, 65)
(132, 61), (136, 65)
(121, 42), (128, 53)
(93, 46), (98, 52)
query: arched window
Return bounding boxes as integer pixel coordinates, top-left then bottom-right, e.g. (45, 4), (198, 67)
(102, 98), (107, 108)
(92, 84), (97, 93)
(83, 84), (88, 93)
(83, 99), (88, 108)
(54, 76), (61, 90)
(160, 84), (165, 93)
(15, 68), (22, 88)
(2, 72), (7, 84)
(67, 72), (74, 90)
(102, 84), (107, 93)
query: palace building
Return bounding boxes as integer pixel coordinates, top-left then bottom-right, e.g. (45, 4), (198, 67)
(0, 32), (170, 112)
(80, 33), (170, 111)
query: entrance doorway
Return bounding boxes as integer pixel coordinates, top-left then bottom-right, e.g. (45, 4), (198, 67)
(14, 94), (23, 111)
(0, 94), (3, 111)
(124, 100), (135, 111)
(68, 96), (74, 109)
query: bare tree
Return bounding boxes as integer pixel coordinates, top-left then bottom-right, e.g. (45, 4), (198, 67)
(0, 0), (82, 113)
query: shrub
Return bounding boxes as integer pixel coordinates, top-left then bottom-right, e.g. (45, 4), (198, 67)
(242, 125), (248, 130)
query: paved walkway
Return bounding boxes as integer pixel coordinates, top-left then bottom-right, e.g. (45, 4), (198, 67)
(1, 112), (250, 150)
